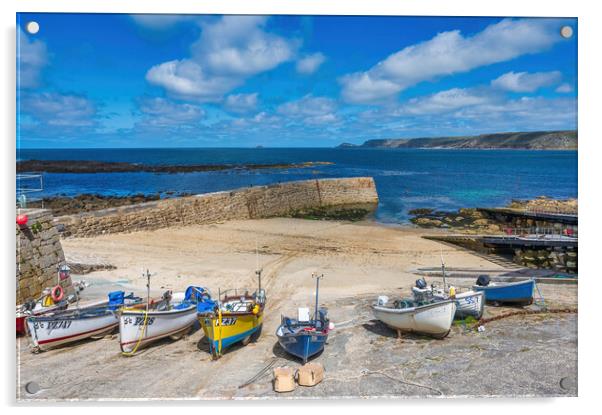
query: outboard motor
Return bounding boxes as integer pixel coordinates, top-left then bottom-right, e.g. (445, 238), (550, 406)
(476, 275), (491, 287)
(415, 278), (427, 289)
(412, 278), (433, 302)
(160, 290), (173, 311)
(23, 299), (36, 312)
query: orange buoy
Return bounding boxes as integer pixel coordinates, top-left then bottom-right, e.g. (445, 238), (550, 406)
(51, 285), (64, 302)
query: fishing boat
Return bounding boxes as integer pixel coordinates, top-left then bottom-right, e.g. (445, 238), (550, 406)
(372, 296), (456, 339)
(119, 271), (209, 355)
(276, 273), (332, 363)
(472, 275), (535, 305)
(199, 269), (266, 359)
(17, 294), (68, 336)
(16, 270), (90, 335)
(25, 290), (142, 351)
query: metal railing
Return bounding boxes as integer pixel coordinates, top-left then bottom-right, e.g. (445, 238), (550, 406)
(501, 226), (578, 238)
(524, 206), (578, 216)
(16, 173), (44, 208)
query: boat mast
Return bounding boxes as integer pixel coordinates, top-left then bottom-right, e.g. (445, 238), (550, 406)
(313, 273), (323, 321)
(255, 240), (262, 292)
(145, 269), (151, 312)
(440, 248), (447, 292)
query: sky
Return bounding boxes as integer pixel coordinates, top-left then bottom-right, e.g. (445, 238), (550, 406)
(16, 14), (577, 148)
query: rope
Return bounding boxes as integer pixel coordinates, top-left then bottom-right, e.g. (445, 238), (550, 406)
(325, 368), (443, 396)
(217, 307), (223, 357)
(475, 307), (577, 327)
(238, 357), (286, 389)
(534, 281), (547, 310)
(121, 309), (149, 356)
(359, 369), (443, 396)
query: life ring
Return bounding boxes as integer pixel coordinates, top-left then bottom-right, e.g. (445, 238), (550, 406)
(51, 285), (64, 302)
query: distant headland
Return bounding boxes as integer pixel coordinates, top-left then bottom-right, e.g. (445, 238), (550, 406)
(337, 130), (577, 150)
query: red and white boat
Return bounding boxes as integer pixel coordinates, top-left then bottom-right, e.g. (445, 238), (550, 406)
(16, 283), (106, 336)
(26, 307), (119, 351)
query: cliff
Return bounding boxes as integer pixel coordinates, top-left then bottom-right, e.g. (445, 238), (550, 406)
(338, 130), (577, 150)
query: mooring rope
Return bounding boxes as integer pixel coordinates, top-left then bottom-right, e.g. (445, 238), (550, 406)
(359, 369), (443, 396)
(238, 357), (286, 389)
(121, 309), (149, 356)
(475, 307), (577, 327)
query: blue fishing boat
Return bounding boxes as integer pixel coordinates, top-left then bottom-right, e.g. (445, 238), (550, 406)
(276, 273), (332, 364)
(472, 276), (535, 305)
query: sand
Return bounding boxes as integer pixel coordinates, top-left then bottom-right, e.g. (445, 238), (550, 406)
(17, 218), (577, 400)
(59, 218), (504, 300)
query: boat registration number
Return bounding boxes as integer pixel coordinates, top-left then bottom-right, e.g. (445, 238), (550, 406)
(122, 316), (155, 326)
(32, 320), (72, 331)
(216, 317), (237, 326)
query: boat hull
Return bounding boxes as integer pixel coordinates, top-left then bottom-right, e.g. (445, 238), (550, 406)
(119, 305), (197, 353)
(372, 300), (456, 338)
(26, 308), (118, 351)
(435, 291), (484, 319)
(199, 312), (263, 357)
(276, 329), (328, 364)
(473, 279), (535, 304)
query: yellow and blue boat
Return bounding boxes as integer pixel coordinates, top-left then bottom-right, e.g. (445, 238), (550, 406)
(199, 270), (266, 359)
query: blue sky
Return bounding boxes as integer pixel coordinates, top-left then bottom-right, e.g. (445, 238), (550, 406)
(16, 14), (577, 148)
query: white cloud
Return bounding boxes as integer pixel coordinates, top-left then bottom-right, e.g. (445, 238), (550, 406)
(360, 91), (575, 135)
(555, 83), (573, 93)
(146, 16), (295, 101)
(21, 92), (96, 127)
(146, 60), (240, 102)
(138, 97), (204, 127)
(340, 18), (560, 104)
(278, 95), (336, 117)
(296, 53), (326, 74)
(400, 88), (497, 115)
(224, 93), (258, 113)
(17, 27), (48, 89)
(277, 95), (339, 124)
(491, 71), (562, 92)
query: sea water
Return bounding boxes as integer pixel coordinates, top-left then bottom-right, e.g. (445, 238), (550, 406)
(17, 148), (577, 223)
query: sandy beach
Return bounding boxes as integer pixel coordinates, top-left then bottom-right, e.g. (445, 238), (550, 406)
(17, 218), (577, 399)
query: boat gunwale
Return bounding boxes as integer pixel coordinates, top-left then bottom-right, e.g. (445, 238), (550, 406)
(372, 298), (455, 314)
(276, 325), (329, 339)
(120, 303), (197, 317)
(200, 308), (264, 318)
(25, 307), (116, 322)
(472, 279), (535, 290)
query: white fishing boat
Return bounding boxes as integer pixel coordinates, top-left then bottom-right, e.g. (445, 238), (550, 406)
(119, 271), (208, 355)
(24, 290), (142, 351)
(372, 296), (456, 338)
(26, 307), (119, 351)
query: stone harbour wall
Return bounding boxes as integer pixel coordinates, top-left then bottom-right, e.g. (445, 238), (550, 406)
(513, 246), (577, 273)
(55, 177), (379, 238)
(16, 209), (67, 304)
